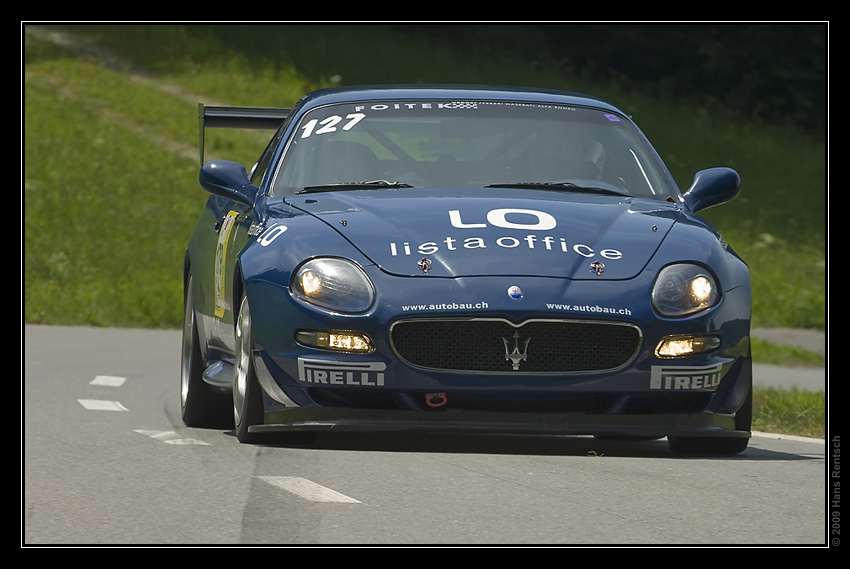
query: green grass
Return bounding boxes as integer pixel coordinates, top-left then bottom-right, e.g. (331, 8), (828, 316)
(22, 24), (827, 438)
(753, 387), (825, 439)
(750, 340), (825, 440)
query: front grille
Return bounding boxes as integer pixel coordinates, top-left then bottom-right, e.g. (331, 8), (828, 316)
(390, 319), (641, 373)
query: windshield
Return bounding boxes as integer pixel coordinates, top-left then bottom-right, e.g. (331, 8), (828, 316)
(270, 99), (677, 200)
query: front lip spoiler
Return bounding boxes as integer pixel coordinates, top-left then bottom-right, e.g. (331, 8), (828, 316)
(251, 407), (750, 439)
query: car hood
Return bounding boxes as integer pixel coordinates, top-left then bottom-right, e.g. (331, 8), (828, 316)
(287, 189), (681, 279)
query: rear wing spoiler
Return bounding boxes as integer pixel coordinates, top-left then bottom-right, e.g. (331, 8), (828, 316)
(198, 103), (290, 164)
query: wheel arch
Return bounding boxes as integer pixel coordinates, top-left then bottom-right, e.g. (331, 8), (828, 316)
(231, 258), (247, 331)
(182, 249), (192, 304)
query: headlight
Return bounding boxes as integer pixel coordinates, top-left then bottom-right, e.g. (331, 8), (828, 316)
(292, 258), (375, 313)
(651, 264), (719, 317)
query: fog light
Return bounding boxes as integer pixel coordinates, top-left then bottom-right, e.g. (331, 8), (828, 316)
(656, 335), (720, 357)
(296, 330), (374, 353)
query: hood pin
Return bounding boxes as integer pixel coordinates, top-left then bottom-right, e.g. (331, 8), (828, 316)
(417, 258), (432, 273)
(590, 260), (605, 276)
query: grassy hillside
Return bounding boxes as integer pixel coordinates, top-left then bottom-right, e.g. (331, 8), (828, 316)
(23, 24), (826, 334)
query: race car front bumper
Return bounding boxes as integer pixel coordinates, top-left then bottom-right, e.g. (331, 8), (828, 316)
(251, 348), (752, 440)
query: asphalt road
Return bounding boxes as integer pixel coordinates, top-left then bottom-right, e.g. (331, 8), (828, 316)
(22, 325), (829, 546)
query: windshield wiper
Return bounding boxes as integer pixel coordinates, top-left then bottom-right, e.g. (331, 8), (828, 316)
(299, 180), (414, 193)
(484, 181), (628, 196)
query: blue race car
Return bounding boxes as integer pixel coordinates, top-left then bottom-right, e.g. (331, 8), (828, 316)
(181, 85), (751, 455)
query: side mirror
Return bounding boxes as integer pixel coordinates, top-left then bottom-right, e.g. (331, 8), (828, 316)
(199, 160), (259, 206)
(682, 168), (740, 213)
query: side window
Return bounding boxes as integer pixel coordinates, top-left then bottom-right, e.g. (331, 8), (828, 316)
(249, 128), (285, 187)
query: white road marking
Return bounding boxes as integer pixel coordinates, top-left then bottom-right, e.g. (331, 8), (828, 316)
(751, 430), (825, 444)
(78, 399), (128, 411)
(258, 476), (361, 503)
(134, 429), (211, 446)
(90, 375), (126, 387)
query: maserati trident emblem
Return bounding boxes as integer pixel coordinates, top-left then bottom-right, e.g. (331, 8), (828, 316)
(503, 330), (531, 371)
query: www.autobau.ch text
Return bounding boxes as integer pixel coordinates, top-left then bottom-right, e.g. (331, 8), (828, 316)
(401, 302), (489, 312)
(546, 303), (632, 316)
(399, 302), (631, 315)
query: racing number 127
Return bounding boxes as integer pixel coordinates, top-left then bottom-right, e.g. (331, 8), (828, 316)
(300, 113), (366, 138)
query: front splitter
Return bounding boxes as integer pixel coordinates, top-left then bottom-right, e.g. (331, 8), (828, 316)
(251, 406), (749, 439)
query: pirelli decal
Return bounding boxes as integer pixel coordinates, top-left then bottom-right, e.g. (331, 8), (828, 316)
(650, 363), (724, 390)
(297, 358), (386, 386)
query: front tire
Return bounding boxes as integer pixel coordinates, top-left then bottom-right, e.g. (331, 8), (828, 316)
(181, 274), (231, 428)
(233, 292), (265, 443)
